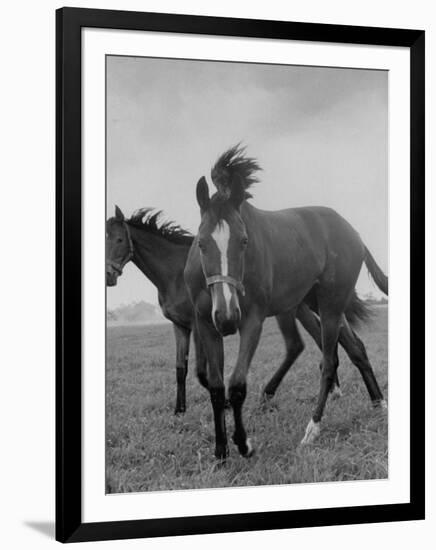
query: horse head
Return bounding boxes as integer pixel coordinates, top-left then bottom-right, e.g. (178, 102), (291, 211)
(106, 205), (134, 286)
(195, 175), (247, 336)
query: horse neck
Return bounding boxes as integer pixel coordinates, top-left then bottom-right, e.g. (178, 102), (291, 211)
(128, 225), (190, 294)
(240, 201), (260, 230)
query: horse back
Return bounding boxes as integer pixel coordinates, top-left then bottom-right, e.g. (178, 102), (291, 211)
(241, 204), (365, 313)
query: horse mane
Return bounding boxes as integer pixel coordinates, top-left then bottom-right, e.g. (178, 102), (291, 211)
(127, 208), (194, 246)
(211, 144), (261, 200)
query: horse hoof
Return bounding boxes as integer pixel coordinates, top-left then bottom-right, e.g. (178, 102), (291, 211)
(233, 435), (255, 457)
(373, 399), (388, 410)
(262, 390), (275, 401)
(242, 438), (255, 458)
(214, 445), (229, 462)
(261, 392), (276, 408)
(174, 407), (186, 415)
(330, 385), (343, 399)
(300, 419), (321, 446)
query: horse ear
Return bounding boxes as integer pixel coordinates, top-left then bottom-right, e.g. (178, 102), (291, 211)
(230, 176), (245, 209)
(115, 205), (125, 221)
(196, 177), (210, 211)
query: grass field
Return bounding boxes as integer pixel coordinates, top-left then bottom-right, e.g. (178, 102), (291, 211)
(106, 307), (388, 493)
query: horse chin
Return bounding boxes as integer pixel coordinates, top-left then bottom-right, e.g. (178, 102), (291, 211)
(216, 320), (239, 337)
(106, 274), (118, 287)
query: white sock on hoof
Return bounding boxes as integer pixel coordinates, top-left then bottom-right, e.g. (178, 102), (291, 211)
(300, 419), (321, 446)
(246, 438), (253, 455)
(380, 399), (388, 410)
(331, 385), (343, 399)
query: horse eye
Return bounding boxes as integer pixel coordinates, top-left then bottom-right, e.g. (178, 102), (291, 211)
(117, 237), (123, 244)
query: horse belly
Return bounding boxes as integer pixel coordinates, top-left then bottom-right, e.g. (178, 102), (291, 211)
(267, 279), (316, 317)
(266, 263), (319, 317)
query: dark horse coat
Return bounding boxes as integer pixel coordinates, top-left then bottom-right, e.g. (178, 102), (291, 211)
(106, 205), (374, 416)
(185, 145), (387, 459)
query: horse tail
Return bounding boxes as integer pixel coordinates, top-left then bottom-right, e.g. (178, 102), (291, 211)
(345, 291), (373, 327)
(364, 246), (388, 295)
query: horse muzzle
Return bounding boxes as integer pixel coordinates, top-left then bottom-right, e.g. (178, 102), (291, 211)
(207, 275), (244, 336)
(213, 306), (241, 336)
(106, 265), (120, 287)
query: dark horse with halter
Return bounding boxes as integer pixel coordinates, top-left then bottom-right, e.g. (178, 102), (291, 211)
(184, 145), (388, 460)
(106, 204), (369, 414)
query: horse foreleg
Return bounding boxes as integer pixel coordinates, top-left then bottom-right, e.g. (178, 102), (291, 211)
(173, 324), (190, 415)
(196, 317), (228, 461)
(229, 312), (263, 457)
(192, 324), (208, 391)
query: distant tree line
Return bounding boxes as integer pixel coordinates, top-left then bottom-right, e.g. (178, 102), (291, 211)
(363, 293), (388, 305)
(107, 301), (165, 324)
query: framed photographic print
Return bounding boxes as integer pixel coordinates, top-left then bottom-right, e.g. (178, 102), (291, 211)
(56, 7), (425, 543)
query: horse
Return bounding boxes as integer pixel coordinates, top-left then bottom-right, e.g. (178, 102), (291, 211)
(106, 205), (364, 415)
(184, 145), (388, 460)
(106, 206), (202, 414)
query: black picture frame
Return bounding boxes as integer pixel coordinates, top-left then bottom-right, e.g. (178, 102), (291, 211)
(56, 7), (425, 543)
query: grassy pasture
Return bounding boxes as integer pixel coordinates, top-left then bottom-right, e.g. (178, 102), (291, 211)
(106, 307), (388, 493)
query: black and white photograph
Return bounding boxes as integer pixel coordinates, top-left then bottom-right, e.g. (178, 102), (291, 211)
(105, 55), (389, 493)
(0, 1), (430, 547)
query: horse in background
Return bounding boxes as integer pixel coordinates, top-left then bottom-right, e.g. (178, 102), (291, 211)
(184, 145), (387, 460)
(106, 206), (202, 414)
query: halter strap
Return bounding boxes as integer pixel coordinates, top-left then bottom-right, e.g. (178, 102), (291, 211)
(124, 221), (134, 259)
(106, 221), (135, 275)
(206, 274), (245, 296)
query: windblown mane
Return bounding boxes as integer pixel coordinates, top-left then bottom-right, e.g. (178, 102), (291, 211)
(127, 208), (194, 245)
(211, 144), (261, 200)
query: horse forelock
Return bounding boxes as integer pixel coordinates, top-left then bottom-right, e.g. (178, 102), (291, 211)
(211, 144), (261, 200)
(206, 194), (238, 223)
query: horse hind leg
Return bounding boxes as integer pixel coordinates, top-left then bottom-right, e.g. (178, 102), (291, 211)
(338, 318), (386, 408)
(262, 312), (304, 399)
(297, 303), (342, 397)
(301, 305), (342, 445)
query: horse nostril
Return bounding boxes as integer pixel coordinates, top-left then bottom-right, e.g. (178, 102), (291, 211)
(214, 310), (223, 328)
(106, 272), (117, 286)
(214, 310), (240, 336)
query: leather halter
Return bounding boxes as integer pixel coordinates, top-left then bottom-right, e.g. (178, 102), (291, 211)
(106, 221), (134, 275)
(206, 274), (245, 296)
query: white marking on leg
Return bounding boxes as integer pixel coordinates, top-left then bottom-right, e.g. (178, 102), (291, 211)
(331, 385), (343, 399)
(245, 438), (253, 456)
(233, 436), (254, 457)
(211, 220), (232, 317)
(300, 419), (321, 446)
(380, 399), (388, 410)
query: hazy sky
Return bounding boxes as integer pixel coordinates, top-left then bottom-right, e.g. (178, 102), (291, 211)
(107, 56), (388, 309)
